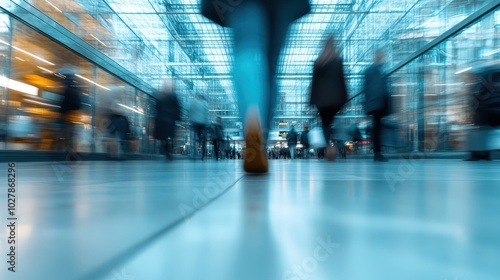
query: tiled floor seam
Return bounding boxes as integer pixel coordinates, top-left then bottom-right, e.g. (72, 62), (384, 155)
(76, 174), (245, 280)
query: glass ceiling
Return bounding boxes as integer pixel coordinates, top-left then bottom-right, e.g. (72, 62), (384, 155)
(29, 0), (495, 128)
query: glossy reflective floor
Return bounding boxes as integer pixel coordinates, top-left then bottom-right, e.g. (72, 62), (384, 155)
(1, 159), (499, 280)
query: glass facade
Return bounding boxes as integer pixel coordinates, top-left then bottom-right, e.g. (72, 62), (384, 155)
(0, 0), (499, 154)
(0, 8), (156, 152)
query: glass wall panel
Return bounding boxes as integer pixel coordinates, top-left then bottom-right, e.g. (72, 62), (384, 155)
(341, 6), (500, 154)
(2, 1), (498, 155)
(0, 10), (157, 153)
(1, 14), (93, 151)
(23, 0), (170, 87)
(330, 5), (500, 155)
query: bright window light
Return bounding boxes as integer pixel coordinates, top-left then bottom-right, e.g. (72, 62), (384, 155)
(0, 76), (39, 96)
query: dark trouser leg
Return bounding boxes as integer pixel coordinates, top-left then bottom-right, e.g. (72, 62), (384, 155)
(193, 124), (206, 159)
(165, 138), (173, 160)
(319, 107), (342, 161)
(264, 13), (291, 139)
(372, 113), (383, 155)
(214, 140), (220, 160)
(319, 107), (341, 144)
(201, 127), (206, 159)
(63, 118), (74, 152)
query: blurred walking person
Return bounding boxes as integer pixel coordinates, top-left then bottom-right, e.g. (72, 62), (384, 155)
(224, 136), (232, 159)
(301, 125), (310, 159)
(154, 79), (181, 160)
(464, 63), (500, 161)
(201, 0), (310, 172)
(309, 35), (348, 161)
(364, 49), (390, 162)
(212, 116), (225, 161)
(99, 88), (132, 160)
(59, 73), (82, 160)
(286, 125), (298, 159)
(190, 94), (209, 160)
(351, 123), (362, 155)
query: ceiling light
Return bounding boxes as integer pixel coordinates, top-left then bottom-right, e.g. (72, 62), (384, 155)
(75, 74), (111, 90)
(90, 34), (107, 47)
(23, 98), (60, 108)
(484, 48), (500, 56)
(37, 66), (54, 73)
(0, 40), (55, 65)
(455, 67), (472, 75)
(117, 103), (144, 115)
(0, 76), (38, 96)
(45, 0), (63, 13)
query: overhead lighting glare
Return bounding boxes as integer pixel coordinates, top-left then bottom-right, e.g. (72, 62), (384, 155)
(23, 98), (60, 108)
(10, 46), (55, 65)
(435, 83), (463, 86)
(37, 66), (53, 73)
(484, 48), (500, 56)
(0, 76), (38, 96)
(418, 17), (436, 28)
(393, 83), (418, 87)
(455, 67), (472, 74)
(117, 103), (144, 115)
(15, 57), (25, 61)
(45, 0), (62, 13)
(90, 34), (107, 47)
(0, 40), (57, 65)
(75, 74), (111, 91)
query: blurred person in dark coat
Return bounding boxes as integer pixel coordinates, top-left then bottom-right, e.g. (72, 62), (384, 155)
(154, 79), (181, 160)
(99, 88), (132, 160)
(301, 125), (310, 159)
(59, 73), (82, 158)
(212, 116), (225, 160)
(351, 123), (362, 154)
(310, 35), (348, 160)
(465, 63), (500, 161)
(286, 125), (298, 159)
(224, 135), (232, 159)
(190, 94), (209, 160)
(364, 49), (390, 162)
(201, 0), (310, 172)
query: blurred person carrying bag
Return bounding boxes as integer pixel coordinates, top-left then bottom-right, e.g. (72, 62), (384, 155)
(308, 126), (326, 148)
(308, 126), (337, 160)
(472, 65), (500, 127)
(309, 36), (348, 161)
(464, 64), (500, 160)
